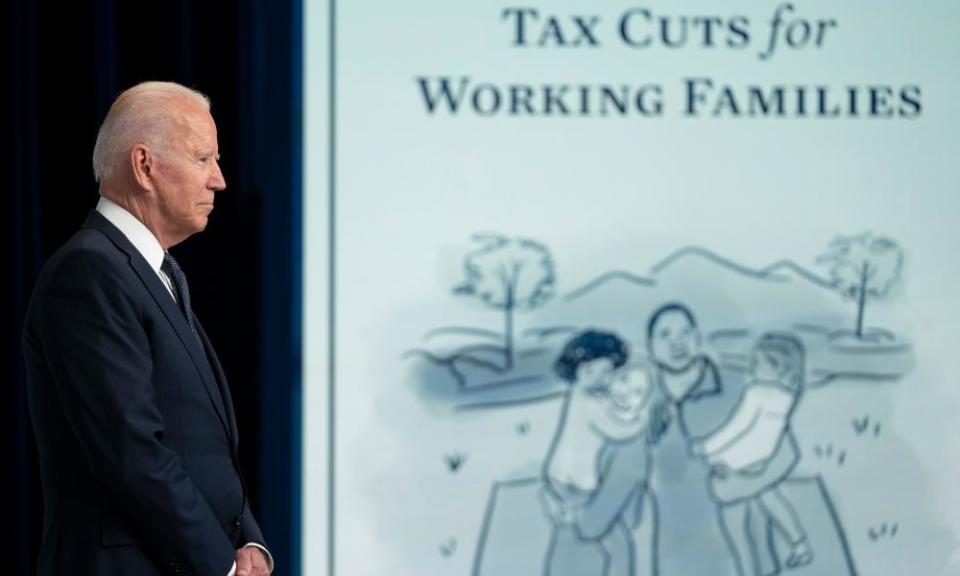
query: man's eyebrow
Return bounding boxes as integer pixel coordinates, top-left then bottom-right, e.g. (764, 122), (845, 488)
(195, 149), (220, 160)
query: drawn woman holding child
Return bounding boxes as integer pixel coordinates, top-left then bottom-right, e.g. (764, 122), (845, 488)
(541, 330), (664, 576)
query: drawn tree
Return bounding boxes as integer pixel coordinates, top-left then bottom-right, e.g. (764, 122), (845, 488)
(818, 232), (903, 339)
(453, 233), (555, 370)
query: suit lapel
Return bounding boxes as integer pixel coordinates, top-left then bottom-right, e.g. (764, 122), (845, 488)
(82, 211), (233, 441)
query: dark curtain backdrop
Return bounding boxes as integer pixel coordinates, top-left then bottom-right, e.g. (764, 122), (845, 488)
(6, 0), (303, 574)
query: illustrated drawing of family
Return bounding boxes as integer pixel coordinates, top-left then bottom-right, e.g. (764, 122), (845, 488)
(540, 303), (816, 576)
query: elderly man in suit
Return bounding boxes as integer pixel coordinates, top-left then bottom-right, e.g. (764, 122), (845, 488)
(23, 81), (272, 576)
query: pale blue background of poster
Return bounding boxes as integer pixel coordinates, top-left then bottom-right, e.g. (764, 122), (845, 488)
(304, 1), (960, 574)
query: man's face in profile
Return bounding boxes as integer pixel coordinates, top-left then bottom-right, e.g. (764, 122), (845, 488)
(150, 101), (226, 240)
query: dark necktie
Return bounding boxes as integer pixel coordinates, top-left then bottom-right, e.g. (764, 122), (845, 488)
(161, 252), (200, 340)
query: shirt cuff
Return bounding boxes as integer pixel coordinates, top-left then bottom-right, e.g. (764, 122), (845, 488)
(226, 543), (275, 575)
(245, 543), (275, 573)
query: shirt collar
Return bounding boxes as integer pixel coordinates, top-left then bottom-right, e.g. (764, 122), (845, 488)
(96, 196), (166, 274)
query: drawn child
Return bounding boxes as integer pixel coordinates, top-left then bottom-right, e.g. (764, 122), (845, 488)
(690, 332), (814, 570)
(542, 330), (659, 576)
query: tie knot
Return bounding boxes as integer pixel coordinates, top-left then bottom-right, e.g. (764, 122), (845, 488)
(161, 251), (180, 274)
(161, 252), (186, 281)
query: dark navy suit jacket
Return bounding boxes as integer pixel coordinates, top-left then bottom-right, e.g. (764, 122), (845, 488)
(23, 211), (266, 575)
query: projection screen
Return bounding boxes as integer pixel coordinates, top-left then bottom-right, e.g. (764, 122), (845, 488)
(304, 2), (960, 574)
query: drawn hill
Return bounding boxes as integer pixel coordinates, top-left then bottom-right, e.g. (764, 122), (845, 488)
(405, 246), (912, 410)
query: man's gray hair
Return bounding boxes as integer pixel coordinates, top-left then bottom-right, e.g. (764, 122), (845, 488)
(92, 81), (210, 183)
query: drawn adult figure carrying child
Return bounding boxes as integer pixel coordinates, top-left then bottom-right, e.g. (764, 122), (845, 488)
(542, 330), (663, 576)
(691, 332), (813, 575)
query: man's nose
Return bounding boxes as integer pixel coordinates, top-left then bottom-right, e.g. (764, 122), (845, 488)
(210, 160), (227, 190)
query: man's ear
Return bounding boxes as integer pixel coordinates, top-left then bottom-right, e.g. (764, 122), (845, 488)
(130, 144), (156, 191)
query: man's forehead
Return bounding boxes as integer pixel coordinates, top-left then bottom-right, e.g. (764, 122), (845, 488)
(179, 107), (215, 130)
(171, 107), (217, 147)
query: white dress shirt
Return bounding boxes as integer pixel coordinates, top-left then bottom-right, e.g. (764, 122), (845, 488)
(96, 196), (176, 298)
(95, 196), (274, 575)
